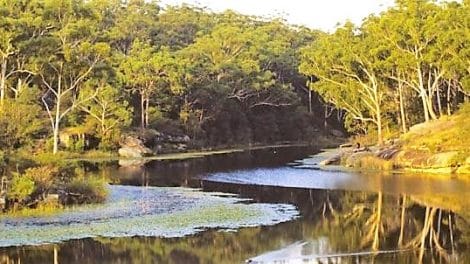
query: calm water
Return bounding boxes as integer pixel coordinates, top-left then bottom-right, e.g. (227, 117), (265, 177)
(1, 146), (470, 263)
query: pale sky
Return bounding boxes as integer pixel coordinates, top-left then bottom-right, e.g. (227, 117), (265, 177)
(159, 0), (396, 31)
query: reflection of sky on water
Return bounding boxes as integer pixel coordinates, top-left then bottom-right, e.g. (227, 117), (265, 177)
(204, 153), (470, 197)
(249, 238), (332, 263)
(248, 238), (416, 264)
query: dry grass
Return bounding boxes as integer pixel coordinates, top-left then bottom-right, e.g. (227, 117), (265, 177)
(347, 154), (395, 171)
(401, 103), (470, 164)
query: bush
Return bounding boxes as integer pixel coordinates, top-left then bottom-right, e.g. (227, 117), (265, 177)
(0, 98), (45, 150)
(23, 166), (59, 196)
(8, 173), (36, 201)
(65, 176), (108, 204)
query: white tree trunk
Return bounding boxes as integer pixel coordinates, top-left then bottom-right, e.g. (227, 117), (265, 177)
(52, 80), (62, 154)
(0, 59), (6, 106)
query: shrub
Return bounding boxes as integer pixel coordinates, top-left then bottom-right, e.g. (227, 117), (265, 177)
(0, 98), (45, 150)
(65, 176), (108, 204)
(8, 173), (36, 201)
(23, 166), (59, 196)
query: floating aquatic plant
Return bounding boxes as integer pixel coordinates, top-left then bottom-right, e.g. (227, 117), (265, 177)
(0, 185), (298, 247)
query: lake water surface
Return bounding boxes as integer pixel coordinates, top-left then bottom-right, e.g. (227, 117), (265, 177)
(1, 146), (469, 263)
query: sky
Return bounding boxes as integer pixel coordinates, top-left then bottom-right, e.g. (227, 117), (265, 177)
(159, 0), (396, 31)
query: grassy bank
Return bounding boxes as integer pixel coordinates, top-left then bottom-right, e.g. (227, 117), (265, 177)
(397, 103), (470, 174)
(334, 103), (470, 175)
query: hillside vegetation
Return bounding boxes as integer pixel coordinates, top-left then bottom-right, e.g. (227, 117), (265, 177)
(1, 0), (469, 158)
(396, 103), (470, 173)
(339, 103), (470, 174)
(402, 104), (470, 157)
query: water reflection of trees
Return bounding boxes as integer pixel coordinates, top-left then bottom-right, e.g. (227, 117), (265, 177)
(1, 188), (469, 264)
(323, 191), (470, 263)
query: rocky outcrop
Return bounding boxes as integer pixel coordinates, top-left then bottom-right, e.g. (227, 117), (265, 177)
(376, 147), (400, 160)
(128, 129), (191, 154)
(426, 151), (459, 168)
(319, 154), (342, 166)
(118, 136), (153, 158)
(118, 129), (193, 157)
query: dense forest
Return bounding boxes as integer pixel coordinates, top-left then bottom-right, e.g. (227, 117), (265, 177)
(0, 0), (469, 156)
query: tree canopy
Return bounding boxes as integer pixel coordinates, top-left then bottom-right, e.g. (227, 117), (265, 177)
(0, 0), (468, 153)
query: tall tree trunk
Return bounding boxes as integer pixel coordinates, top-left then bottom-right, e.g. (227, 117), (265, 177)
(145, 97), (150, 128)
(426, 70), (438, 120)
(417, 65), (438, 121)
(53, 81), (62, 155)
(0, 59), (6, 106)
(421, 94), (430, 122)
(140, 92), (145, 130)
(398, 82), (407, 133)
(436, 86), (443, 117)
(447, 80), (452, 115)
(15, 78), (22, 99)
(308, 89), (312, 113)
(376, 110), (383, 146)
(426, 95), (438, 120)
(417, 65), (430, 122)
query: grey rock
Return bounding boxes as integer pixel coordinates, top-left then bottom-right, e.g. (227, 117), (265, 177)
(330, 129), (345, 138)
(319, 154), (341, 166)
(118, 146), (153, 158)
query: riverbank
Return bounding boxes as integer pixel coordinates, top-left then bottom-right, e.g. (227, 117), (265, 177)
(319, 147), (470, 175)
(319, 105), (470, 175)
(7, 135), (341, 164)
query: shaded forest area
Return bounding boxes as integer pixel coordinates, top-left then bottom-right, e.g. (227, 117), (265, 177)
(0, 0), (469, 156)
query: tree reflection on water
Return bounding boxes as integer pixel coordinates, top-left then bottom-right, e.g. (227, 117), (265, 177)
(1, 186), (469, 264)
(1, 147), (469, 263)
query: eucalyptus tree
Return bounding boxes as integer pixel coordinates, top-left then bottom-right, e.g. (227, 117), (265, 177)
(183, 19), (300, 111)
(433, 1), (470, 113)
(154, 5), (215, 50)
(78, 80), (132, 149)
(38, 0), (111, 154)
(109, 0), (160, 55)
(300, 23), (389, 145)
(120, 40), (183, 129)
(0, 3), (15, 105)
(375, 0), (444, 122)
(0, 0), (41, 105)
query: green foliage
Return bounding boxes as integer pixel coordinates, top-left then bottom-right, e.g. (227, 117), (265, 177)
(0, 98), (45, 150)
(299, 0), (470, 145)
(79, 82), (133, 150)
(31, 152), (67, 166)
(3, 0), (468, 154)
(8, 173), (35, 201)
(65, 176), (108, 204)
(0, 0), (327, 153)
(23, 166), (58, 195)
